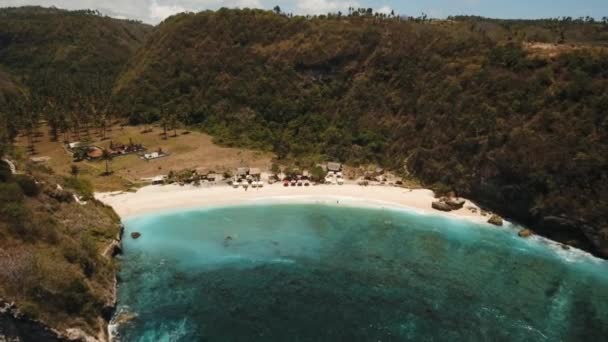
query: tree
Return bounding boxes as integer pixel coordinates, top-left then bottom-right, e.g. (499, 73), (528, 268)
(160, 106), (169, 139)
(273, 6), (281, 14)
(101, 149), (113, 175)
(271, 163), (281, 175)
(70, 164), (80, 177)
(310, 166), (326, 182)
(170, 112), (178, 137)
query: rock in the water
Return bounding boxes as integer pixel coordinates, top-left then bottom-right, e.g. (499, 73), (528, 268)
(518, 229), (533, 238)
(487, 214), (503, 226)
(561, 244), (571, 250)
(131, 232), (141, 239)
(432, 201), (452, 212)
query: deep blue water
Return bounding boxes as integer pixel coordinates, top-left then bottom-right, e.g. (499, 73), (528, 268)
(115, 204), (608, 341)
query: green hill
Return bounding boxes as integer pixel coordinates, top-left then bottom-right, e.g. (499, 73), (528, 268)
(0, 158), (121, 340)
(0, 6), (607, 339)
(114, 9), (608, 257)
(0, 6), (151, 116)
(0, 7), (149, 340)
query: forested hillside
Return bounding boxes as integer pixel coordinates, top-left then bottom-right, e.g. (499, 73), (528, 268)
(0, 7), (607, 259)
(0, 156), (122, 340)
(0, 7), (147, 340)
(0, 6), (151, 142)
(114, 9), (608, 257)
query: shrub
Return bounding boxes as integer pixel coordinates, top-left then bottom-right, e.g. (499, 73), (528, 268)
(47, 189), (74, 203)
(20, 302), (41, 319)
(310, 165), (326, 182)
(1, 202), (30, 235)
(0, 182), (23, 203)
(0, 160), (12, 182)
(15, 175), (40, 197)
(63, 279), (93, 314)
(63, 177), (93, 199)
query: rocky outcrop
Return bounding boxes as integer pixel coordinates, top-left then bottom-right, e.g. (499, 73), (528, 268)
(541, 216), (608, 259)
(431, 197), (466, 212)
(432, 201), (452, 212)
(102, 240), (122, 258)
(44, 188), (74, 203)
(487, 214), (503, 226)
(65, 328), (100, 342)
(444, 198), (466, 210)
(0, 300), (65, 342)
(130, 232), (141, 239)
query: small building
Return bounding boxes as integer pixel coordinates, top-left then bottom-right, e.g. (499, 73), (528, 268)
(327, 162), (342, 172)
(142, 150), (168, 161)
(87, 147), (103, 159)
(68, 142), (81, 150)
(144, 152), (159, 159)
(152, 175), (166, 184)
(196, 167), (211, 179)
(30, 156), (51, 163)
(249, 168), (261, 180)
(207, 173), (221, 182)
(236, 167), (249, 178)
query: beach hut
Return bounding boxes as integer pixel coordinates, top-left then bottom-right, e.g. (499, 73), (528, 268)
(196, 167), (211, 180)
(236, 167), (249, 178)
(249, 168), (261, 180)
(207, 173), (220, 182)
(152, 175), (165, 185)
(327, 162), (342, 173)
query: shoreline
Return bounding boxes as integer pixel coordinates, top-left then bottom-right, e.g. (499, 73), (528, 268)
(96, 183), (608, 265)
(95, 183), (490, 224)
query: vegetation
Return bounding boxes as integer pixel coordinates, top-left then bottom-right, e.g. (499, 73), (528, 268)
(0, 3), (606, 261)
(0, 6), (151, 147)
(0, 157), (120, 338)
(112, 9), (608, 256)
(0, 7), (140, 338)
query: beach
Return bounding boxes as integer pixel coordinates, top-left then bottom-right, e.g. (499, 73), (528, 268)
(95, 183), (489, 223)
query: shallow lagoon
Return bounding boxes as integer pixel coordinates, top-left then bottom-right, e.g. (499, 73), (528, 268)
(116, 204), (608, 341)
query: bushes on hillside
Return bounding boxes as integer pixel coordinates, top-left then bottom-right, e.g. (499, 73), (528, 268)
(63, 176), (93, 199)
(0, 160), (12, 182)
(15, 175), (40, 197)
(0, 182), (23, 203)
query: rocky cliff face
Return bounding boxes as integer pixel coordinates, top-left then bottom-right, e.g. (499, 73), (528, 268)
(0, 300), (65, 342)
(0, 159), (122, 341)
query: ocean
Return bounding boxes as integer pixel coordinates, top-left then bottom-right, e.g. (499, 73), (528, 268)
(114, 203), (608, 341)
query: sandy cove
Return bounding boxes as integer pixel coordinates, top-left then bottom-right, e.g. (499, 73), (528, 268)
(95, 183), (491, 224)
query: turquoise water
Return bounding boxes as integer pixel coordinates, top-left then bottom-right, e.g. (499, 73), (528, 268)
(116, 204), (608, 341)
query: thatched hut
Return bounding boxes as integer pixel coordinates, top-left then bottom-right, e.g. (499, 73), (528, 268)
(327, 162), (342, 172)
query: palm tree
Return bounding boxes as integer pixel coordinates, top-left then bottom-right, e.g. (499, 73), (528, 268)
(101, 149), (113, 175)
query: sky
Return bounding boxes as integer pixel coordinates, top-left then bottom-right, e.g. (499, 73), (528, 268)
(1, 0), (607, 24)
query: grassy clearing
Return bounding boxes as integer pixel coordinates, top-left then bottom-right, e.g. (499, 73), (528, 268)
(15, 124), (274, 192)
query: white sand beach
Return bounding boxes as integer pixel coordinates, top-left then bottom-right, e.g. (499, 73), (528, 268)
(95, 183), (491, 223)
